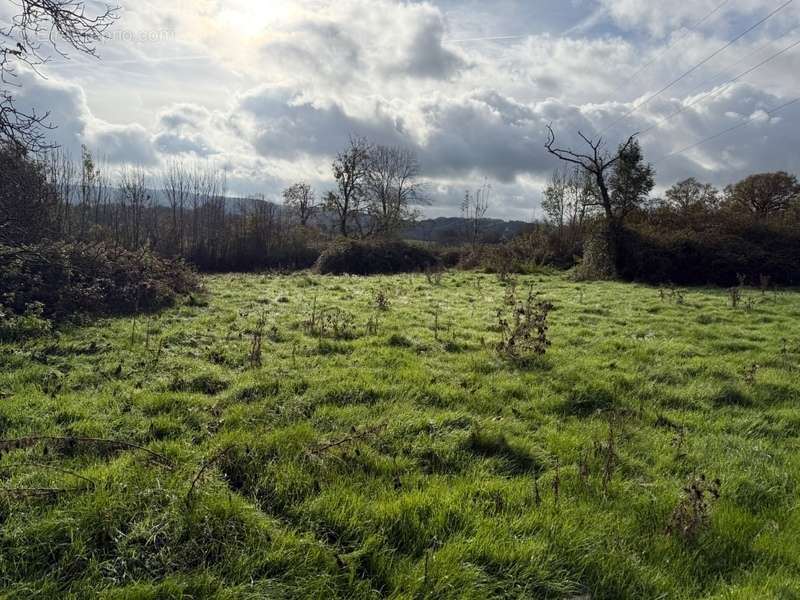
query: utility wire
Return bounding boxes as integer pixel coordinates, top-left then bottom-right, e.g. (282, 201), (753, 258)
(672, 28), (797, 97)
(639, 37), (800, 135)
(624, 0), (732, 85)
(654, 96), (800, 164)
(602, 0), (795, 135)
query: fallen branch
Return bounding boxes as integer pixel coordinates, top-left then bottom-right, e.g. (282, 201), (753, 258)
(0, 487), (84, 498)
(307, 424), (386, 457)
(0, 436), (173, 468)
(186, 445), (237, 504)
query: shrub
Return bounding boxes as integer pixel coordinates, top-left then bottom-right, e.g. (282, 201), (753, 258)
(437, 247), (464, 269)
(0, 241), (199, 321)
(617, 219), (800, 286)
(0, 302), (52, 342)
(315, 239), (440, 275)
(666, 475), (721, 542)
(496, 287), (553, 364)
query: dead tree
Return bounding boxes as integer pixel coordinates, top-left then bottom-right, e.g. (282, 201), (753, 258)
(545, 125), (646, 277)
(461, 181), (490, 249)
(544, 125), (637, 226)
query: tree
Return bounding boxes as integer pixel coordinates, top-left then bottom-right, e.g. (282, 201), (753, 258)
(541, 166), (594, 249)
(461, 181), (490, 248)
(326, 136), (371, 237)
(163, 159), (190, 255)
(366, 145), (422, 237)
(724, 172), (799, 218)
(282, 182), (317, 227)
(665, 178), (718, 212)
(1, 0), (118, 151)
(545, 126), (639, 226)
(545, 127), (653, 278)
(608, 138), (655, 220)
(0, 142), (55, 243)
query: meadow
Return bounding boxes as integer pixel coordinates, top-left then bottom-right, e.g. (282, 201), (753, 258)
(1, 271), (799, 599)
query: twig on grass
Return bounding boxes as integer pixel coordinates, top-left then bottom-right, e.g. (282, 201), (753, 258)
(0, 436), (173, 468)
(307, 424), (386, 457)
(186, 445), (237, 504)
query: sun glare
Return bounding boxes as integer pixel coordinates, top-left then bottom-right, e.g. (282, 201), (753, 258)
(218, 1), (298, 37)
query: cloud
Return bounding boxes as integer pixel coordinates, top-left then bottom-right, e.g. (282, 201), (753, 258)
(7, 70), (158, 164)
(90, 122), (159, 165)
(157, 103), (212, 131)
(257, 0), (467, 95)
(153, 131), (216, 156)
(598, 0), (800, 37)
(235, 85), (410, 159)
(388, 9), (467, 79)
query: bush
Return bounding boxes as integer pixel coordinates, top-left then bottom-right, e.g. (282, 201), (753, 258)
(448, 226), (571, 275)
(315, 239), (440, 275)
(0, 241), (199, 321)
(617, 219), (800, 286)
(437, 247), (464, 269)
(0, 302), (52, 342)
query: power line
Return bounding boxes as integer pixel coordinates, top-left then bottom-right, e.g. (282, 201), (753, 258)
(623, 0), (732, 85)
(639, 37), (800, 135)
(672, 28), (797, 97)
(601, 0), (795, 135)
(654, 96), (800, 164)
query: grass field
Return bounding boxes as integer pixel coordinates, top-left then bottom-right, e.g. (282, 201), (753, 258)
(1, 272), (800, 599)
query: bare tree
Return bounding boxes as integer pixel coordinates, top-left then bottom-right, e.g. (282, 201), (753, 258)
(282, 182), (317, 227)
(542, 166), (594, 250)
(119, 165), (148, 249)
(366, 145), (422, 237)
(326, 136), (371, 237)
(163, 160), (190, 255)
(1, 0), (118, 151)
(44, 146), (75, 236)
(461, 181), (491, 248)
(545, 126), (654, 277)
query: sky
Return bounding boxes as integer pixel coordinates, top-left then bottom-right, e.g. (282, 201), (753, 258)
(3, 0), (800, 220)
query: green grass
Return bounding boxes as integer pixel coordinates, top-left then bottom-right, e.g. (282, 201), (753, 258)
(1, 272), (799, 599)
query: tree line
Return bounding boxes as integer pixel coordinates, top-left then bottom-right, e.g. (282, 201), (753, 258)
(535, 127), (800, 284)
(0, 136), (425, 271)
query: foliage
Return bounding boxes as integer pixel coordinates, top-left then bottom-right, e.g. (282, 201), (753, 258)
(724, 171), (799, 218)
(0, 241), (199, 321)
(315, 238), (440, 275)
(664, 178), (719, 212)
(608, 139), (655, 220)
(617, 217), (800, 286)
(0, 144), (59, 244)
(0, 301), (52, 342)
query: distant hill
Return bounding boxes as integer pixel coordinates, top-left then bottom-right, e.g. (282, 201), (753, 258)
(402, 217), (531, 245)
